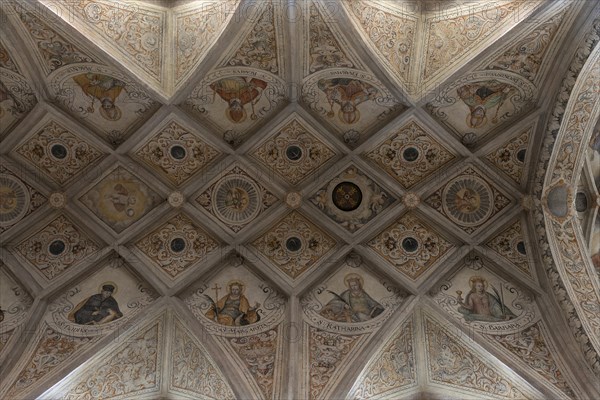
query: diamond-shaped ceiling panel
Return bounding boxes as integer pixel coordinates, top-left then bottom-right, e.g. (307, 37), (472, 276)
(364, 119), (456, 189)
(195, 163), (279, 234)
(14, 119), (105, 186)
(367, 213), (453, 280)
(250, 210), (336, 280)
(132, 118), (221, 187)
(134, 212), (219, 279)
(484, 123), (533, 186)
(485, 219), (534, 278)
(425, 165), (513, 235)
(79, 165), (163, 233)
(310, 164), (396, 233)
(250, 116), (336, 186)
(12, 214), (100, 281)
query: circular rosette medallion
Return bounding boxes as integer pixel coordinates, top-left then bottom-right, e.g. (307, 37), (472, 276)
(0, 174), (30, 227)
(332, 182), (362, 211)
(213, 175), (261, 225)
(442, 176), (493, 226)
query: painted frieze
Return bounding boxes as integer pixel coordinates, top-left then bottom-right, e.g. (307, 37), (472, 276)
(487, 6), (570, 83)
(422, 1), (542, 83)
(41, 0), (166, 84)
(1, 324), (94, 400)
(10, 3), (97, 75)
(221, 1), (282, 76)
(344, 0), (416, 88)
(349, 316), (417, 399)
(305, 2), (359, 75)
(174, 0), (239, 87)
(304, 325), (367, 400)
(485, 322), (575, 398)
(215, 327), (284, 400)
(43, 316), (164, 400)
(423, 313), (539, 399)
(169, 316), (236, 399)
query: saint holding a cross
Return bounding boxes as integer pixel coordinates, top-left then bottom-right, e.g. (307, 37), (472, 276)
(204, 280), (261, 326)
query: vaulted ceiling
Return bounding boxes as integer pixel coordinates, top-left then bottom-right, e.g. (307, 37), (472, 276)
(1, 0), (599, 399)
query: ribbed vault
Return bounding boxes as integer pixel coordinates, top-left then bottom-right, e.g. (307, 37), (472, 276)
(1, 0), (599, 399)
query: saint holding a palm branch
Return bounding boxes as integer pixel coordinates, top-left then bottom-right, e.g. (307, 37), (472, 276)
(319, 273), (384, 323)
(457, 276), (516, 322)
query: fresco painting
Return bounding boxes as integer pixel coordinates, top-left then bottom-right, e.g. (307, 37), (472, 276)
(49, 65), (157, 146)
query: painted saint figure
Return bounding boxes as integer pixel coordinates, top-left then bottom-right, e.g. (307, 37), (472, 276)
(317, 78), (378, 124)
(454, 187), (481, 214)
(204, 280), (261, 326)
(70, 284), (123, 325)
(209, 77), (268, 123)
(320, 273), (384, 323)
(72, 73), (126, 121)
(105, 183), (136, 217)
(456, 276), (516, 322)
(457, 81), (515, 128)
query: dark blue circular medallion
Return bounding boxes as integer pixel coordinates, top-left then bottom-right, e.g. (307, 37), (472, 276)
(49, 239), (66, 255)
